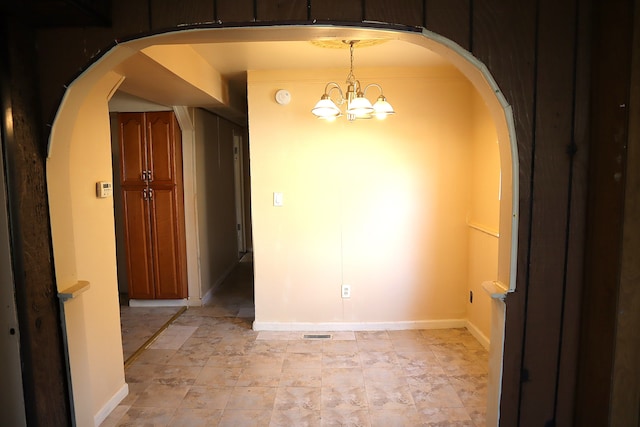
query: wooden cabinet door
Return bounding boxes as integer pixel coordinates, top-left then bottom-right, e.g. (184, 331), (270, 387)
(148, 187), (186, 299)
(119, 113), (147, 185)
(146, 111), (176, 185)
(118, 111), (187, 300)
(122, 187), (155, 299)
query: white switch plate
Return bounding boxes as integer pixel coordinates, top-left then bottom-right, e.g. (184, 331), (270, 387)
(341, 284), (351, 298)
(273, 192), (283, 207)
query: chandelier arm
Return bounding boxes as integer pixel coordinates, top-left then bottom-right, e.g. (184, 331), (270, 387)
(362, 83), (384, 98)
(324, 82), (346, 104)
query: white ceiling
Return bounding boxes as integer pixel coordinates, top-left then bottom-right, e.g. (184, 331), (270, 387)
(190, 39), (447, 78)
(110, 37), (450, 119)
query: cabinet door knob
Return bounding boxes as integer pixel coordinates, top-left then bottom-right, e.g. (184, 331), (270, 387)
(143, 188), (148, 200)
(142, 170), (148, 181)
(147, 170), (153, 182)
(148, 188), (153, 200)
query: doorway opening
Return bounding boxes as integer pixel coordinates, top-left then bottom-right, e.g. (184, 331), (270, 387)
(107, 98), (254, 364)
(46, 24), (517, 427)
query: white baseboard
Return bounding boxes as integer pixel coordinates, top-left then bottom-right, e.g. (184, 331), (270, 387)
(199, 285), (214, 307)
(252, 319), (466, 332)
(130, 259), (242, 308)
(187, 296), (205, 307)
(465, 319), (490, 350)
(93, 383), (128, 427)
(128, 299), (188, 307)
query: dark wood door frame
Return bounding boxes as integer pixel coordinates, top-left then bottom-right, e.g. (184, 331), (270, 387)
(0, 16), (71, 426)
(575, 0), (640, 425)
(0, 36), (28, 427)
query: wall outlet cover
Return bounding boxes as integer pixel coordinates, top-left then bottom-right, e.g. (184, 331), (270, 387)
(341, 284), (351, 298)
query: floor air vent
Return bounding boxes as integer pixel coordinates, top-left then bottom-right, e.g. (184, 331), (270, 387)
(303, 334), (332, 339)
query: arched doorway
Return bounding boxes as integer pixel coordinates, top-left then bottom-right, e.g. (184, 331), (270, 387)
(46, 24), (517, 426)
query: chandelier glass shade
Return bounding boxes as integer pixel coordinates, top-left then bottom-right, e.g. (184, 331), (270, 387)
(311, 41), (396, 122)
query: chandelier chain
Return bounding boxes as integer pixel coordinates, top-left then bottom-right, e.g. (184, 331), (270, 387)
(346, 41), (356, 86)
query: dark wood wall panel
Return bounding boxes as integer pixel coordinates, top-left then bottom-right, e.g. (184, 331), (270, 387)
(518, 0), (577, 424)
(471, 1), (537, 425)
(112, 0), (151, 37)
(1, 19), (71, 426)
(216, 0), (256, 22)
(36, 29), (101, 131)
(37, 23), (139, 127)
(424, 0), (471, 50)
(310, 0), (363, 21)
(149, 0), (214, 29)
(256, 0), (308, 21)
(611, 3), (640, 423)
(554, 1), (591, 425)
(575, 0), (636, 425)
(36, 0), (154, 126)
(364, 0), (424, 27)
(31, 0), (111, 27)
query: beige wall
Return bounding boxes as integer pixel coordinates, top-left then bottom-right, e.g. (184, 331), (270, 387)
(194, 109), (242, 298)
(47, 74), (242, 426)
(48, 70), (126, 426)
(466, 91), (501, 342)
(46, 43), (251, 425)
(248, 67), (487, 328)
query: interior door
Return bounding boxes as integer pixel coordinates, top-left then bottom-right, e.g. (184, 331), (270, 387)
(148, 187), (185, 299)
(146, 111), (176, 185)
(119, 113), (146, 185)
(122, 187), (154, 299)
(118, 111), (187, 300)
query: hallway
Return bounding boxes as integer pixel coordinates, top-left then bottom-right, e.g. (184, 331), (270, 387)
(102, 259), (488, 426)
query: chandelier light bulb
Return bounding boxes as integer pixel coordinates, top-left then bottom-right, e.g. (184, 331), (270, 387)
(311, 95), (341, 119)
(347, 95), (374, 118)
(372, 95), (396, 120)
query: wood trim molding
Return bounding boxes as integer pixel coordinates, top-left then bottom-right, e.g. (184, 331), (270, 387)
(610, 1), (640, 424)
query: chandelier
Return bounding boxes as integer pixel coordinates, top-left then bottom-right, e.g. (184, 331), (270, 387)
(311, 40), (396, 122)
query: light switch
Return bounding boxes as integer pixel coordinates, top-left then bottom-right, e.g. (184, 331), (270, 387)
(273, 192), (283, 207)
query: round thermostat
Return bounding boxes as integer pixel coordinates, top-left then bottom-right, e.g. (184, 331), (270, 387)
(275, 89), (291, 105)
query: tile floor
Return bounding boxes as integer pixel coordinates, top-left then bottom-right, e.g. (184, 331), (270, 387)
(120, 304), (184, 362)
(103, 259), (488, 426)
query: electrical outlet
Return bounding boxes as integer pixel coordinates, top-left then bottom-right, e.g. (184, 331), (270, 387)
(469, 290), (473, 303)
(341, 284), (351, 298)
